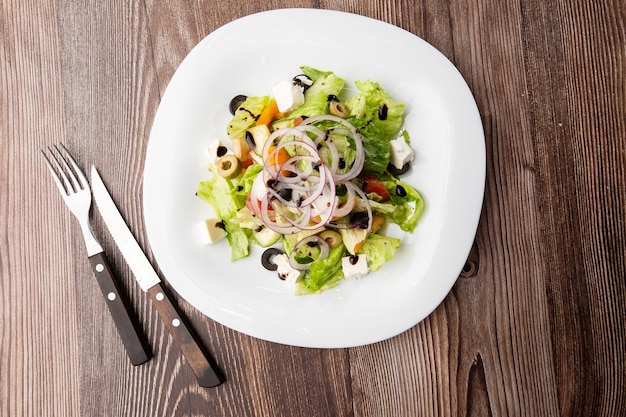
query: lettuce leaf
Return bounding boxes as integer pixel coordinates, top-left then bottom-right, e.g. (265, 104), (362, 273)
(233, 163), (262, 207)
(197, 174), (251, 260)
(227, 95), (270, 141)
(346, 80), (405, 139)
(383, 177), (424, 233)
(352, 174), (424, 232)
(345, 80), (405, 173)
(284, 67), (345, 120)
(299, 66), (333, 82)
(296, 245), (345, 294)
(357, 234), (401, 272)
(196, 174), (239, 219)
(224, 220), (251, 261)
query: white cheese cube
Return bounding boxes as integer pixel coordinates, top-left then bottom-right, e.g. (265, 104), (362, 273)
(205, 139), (232, 167)
(197, 219), (228, 244)
(273, 253), (302, 283)
(341, 254), (369, 280)
(389, 136), (414, 169)
(271, 80), (305, 113)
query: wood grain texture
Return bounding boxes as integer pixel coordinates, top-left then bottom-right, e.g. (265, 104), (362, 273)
(1, 1), (81, 416)
(1, 0), (624, 416)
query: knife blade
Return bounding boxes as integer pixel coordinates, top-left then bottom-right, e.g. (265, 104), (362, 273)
(90, 165), (224, 388)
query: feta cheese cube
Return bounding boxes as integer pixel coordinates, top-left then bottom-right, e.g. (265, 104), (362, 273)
(389, 136), (414, 169)
(205, 139), (232, 167)
(341, 254), (369, 280)
(197, 219), (228, 244)
(272, 80), (305, 113)
(273, 253), (302, 283)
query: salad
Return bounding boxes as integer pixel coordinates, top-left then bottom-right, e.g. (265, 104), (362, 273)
(196, 66), (424, 295)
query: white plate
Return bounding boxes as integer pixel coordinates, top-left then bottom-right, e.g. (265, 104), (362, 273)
(143, 8), (485, 348)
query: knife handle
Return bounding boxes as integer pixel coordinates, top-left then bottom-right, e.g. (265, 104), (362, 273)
(147, 283), (223, 387)
(89, 252), (151, 366)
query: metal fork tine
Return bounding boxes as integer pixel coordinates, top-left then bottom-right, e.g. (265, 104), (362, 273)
(48, 146), (69, 186)
(58, 142), (89, 191)
(51, 144), (81, 193)
(41, 148), (70, 196)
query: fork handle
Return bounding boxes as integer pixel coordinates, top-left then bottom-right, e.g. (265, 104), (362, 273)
(89, 252), (151, 366)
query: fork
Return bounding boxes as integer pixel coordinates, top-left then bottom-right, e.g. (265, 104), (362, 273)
(42, 143), (150, 366)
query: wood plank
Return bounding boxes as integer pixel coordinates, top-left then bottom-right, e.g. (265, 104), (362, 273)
(527, 1), (626, 415)
(0, 1), (82, 416)
(51, 0), (192, 415)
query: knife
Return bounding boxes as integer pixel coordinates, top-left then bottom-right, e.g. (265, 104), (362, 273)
(90, 166), (224, 388)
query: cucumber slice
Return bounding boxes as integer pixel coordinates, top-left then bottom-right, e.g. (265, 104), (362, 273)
(339, 227), (368, 255)
(253, 226), (281, 247)
(246, 124), (271, 156)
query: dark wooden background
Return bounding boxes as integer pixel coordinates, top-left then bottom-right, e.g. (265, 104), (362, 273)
(2, 0), (624, 416)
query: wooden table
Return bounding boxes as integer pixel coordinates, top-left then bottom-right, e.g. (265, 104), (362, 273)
(2, 1), (624, 416)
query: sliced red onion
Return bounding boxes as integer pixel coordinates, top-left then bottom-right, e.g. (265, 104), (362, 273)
(300, 115), (365, 181)
(288, 235), (330, 271)
(259, 195), (300, 235)
(331, 181), (357, 218)
(345, 181), (373, 233)
(250, 115), (366, 235)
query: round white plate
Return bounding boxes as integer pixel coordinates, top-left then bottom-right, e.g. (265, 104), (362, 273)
(143, 8), (485, 348)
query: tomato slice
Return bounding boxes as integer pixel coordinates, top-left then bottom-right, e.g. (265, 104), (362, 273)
(241, 155), (255, 169)
(360, 176), (390, 202)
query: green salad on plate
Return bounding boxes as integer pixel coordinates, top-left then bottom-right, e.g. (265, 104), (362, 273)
(196, 66), (423, 295)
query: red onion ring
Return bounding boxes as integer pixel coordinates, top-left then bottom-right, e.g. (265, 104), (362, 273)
(249, 115), (368, 235)
(288, 235), (330, 271)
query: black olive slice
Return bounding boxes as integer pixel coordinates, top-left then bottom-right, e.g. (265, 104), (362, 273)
(350, 211), (370, 229)
(336, 183), (347, 196)
(378, 103), (388, 120)
(387, 162), (411, 176)
(292, 74), (313, 92)
(229, 94), (248, 115)
(216, 145), (228, 157)
(261, 248), (282, 271)
(245, 130), (256, 150)
(277, 187), (293, 201)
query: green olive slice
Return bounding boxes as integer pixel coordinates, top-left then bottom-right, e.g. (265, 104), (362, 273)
(329, 101), (350, 118)
(216, 154), (242, 179)
(319, 230), (342, 248)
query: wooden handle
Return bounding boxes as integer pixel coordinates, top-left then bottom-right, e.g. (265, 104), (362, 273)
(147, 283), (223, 387)
(88, 252), (151, 366)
